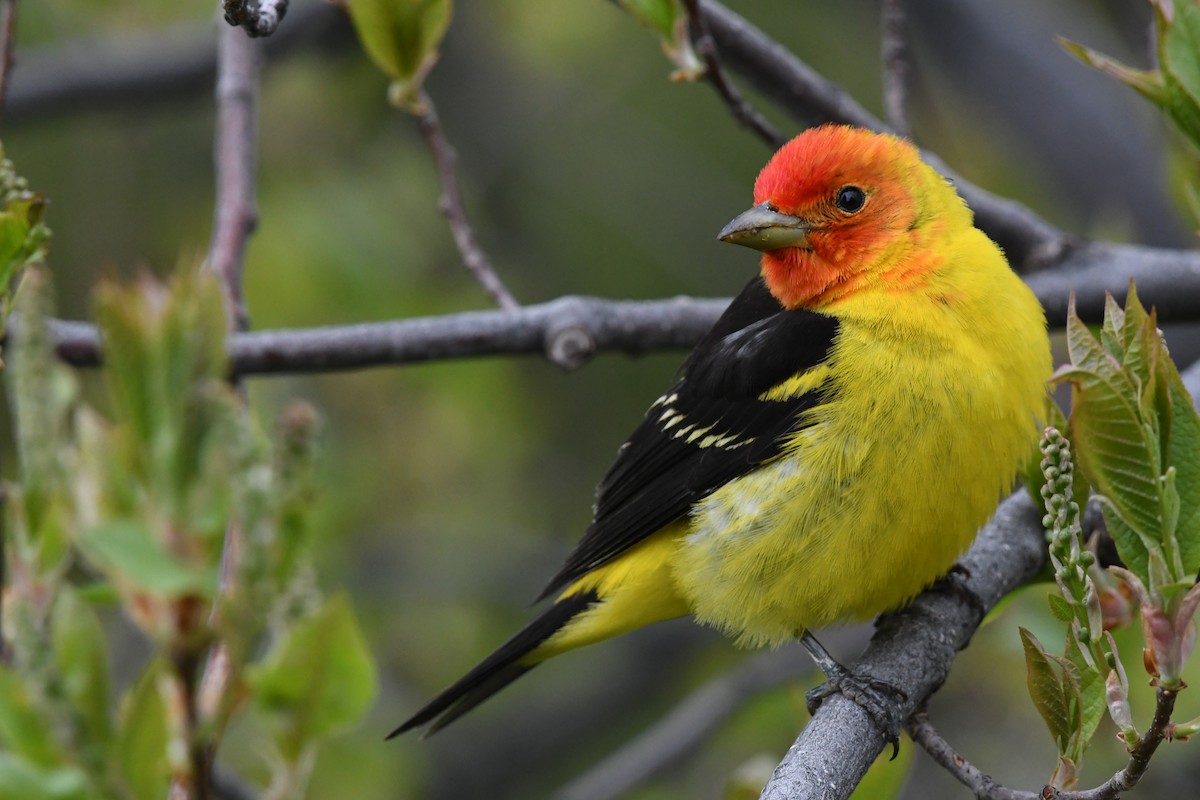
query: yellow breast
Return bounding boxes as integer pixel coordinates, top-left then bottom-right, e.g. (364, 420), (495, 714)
(672, 228), (1050, 647)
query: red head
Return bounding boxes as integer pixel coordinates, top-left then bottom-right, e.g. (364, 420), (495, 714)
(720, 125), (965, 309)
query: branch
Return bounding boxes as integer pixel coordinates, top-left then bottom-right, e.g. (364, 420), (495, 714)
(414, 90), (521, 313)
(222, 0), (289, 39)
(1024, 241), (1200, 326)
(681, 0), (786, 149)
(906, 689), (1181, 800)
(199, 23), (263, 791)
(880, 0), (910, 137)
(1055, 688), (1178, 800)
(0, 0), (17, 120)
(554, 648), (813, 800)
(696, 0), (1069, 271)
(33, 295), (728, 374)
(206, 25), (261, 331)
(27, 239), (1200, 377)
(758, 491), (1047, 800)
(4, 2), (340, 121)
(906, 713), (1037, 800)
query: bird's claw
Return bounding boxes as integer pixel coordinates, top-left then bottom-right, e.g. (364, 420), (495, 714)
(804, 666), (906, 760)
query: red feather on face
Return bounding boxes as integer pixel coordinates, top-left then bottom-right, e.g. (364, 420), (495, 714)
(751, 125), (933, 310)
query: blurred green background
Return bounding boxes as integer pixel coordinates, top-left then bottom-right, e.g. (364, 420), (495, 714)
(7, 0), (1200, 798)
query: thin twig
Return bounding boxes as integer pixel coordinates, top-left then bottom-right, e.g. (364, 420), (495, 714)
(206, 22), (261, 333)
(414, 89), (521, 313)
(198, 20), (263, 788)
(906, 712), (1037, 800)
(0, 0), (17, 120)
(907, 689), (1181, 800)
(681, 0), (786, 148)
(222, 0), (289, 38)
(1054, 688), (1179, 800)
(880, 0), (910, 138)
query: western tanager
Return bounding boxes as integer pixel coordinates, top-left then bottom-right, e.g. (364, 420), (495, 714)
(391, 125), (1051, 737)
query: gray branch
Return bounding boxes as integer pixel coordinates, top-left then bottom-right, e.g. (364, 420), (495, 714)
(32, 295), (729, 374)
(759, 491), (1047, 800)
(5, 1), (338, 121)
(29, 242), (1200, 376)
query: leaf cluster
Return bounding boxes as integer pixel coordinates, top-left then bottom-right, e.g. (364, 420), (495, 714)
(1026, 285), (1200, 789)
(0, 268), (376, 800)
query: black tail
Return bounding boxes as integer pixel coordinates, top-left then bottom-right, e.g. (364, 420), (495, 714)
(387, 591), (598, 738)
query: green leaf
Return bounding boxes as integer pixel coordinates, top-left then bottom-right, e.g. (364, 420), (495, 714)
(77, 520), (217, 598)
(1054, 307), (1169, 582)
(1166, 360), (1200, 573)
(249, 593), (377, 759)
(116, 663), (168, 800)
(93, 270), (231, 508)
(0, 195), (49, 291)
(1098, 292), (1127, 361)
(1161, 0), (1200, 146)
(1021, 627), (1071, 752)
(1062, 633), (1106, 758)
(616, 0), (702, 80)
(618, 0), (680, 40)
(0, 668), (61, 766)
(348, 0), (452, 105)
(51, 588), (112, 746)
(7, 268), (78, 570)
(1047, 593), (1075, 623)
(0, 755), (90, 800)
(1058, 38), (1166, 105)
(1055, 361), (1161, 540)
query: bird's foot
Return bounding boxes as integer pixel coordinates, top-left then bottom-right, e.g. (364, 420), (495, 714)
(799, 631), (906, 759)
(804, 667), (906, 759)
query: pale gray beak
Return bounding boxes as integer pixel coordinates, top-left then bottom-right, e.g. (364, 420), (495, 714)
(717, 201), (813, 251)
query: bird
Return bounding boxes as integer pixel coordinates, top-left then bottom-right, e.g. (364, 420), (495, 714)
(390, 124), (1051, 739)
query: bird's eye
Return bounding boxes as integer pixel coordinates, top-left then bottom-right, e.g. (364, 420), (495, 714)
(835, 186), (866, 214)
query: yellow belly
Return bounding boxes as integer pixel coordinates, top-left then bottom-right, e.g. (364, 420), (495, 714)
(673, 296), (1047, 647)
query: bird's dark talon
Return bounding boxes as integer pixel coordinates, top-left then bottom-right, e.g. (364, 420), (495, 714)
(804, 665), (906, 757)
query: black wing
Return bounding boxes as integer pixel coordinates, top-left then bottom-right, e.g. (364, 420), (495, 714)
(538, 276), (840, 600)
